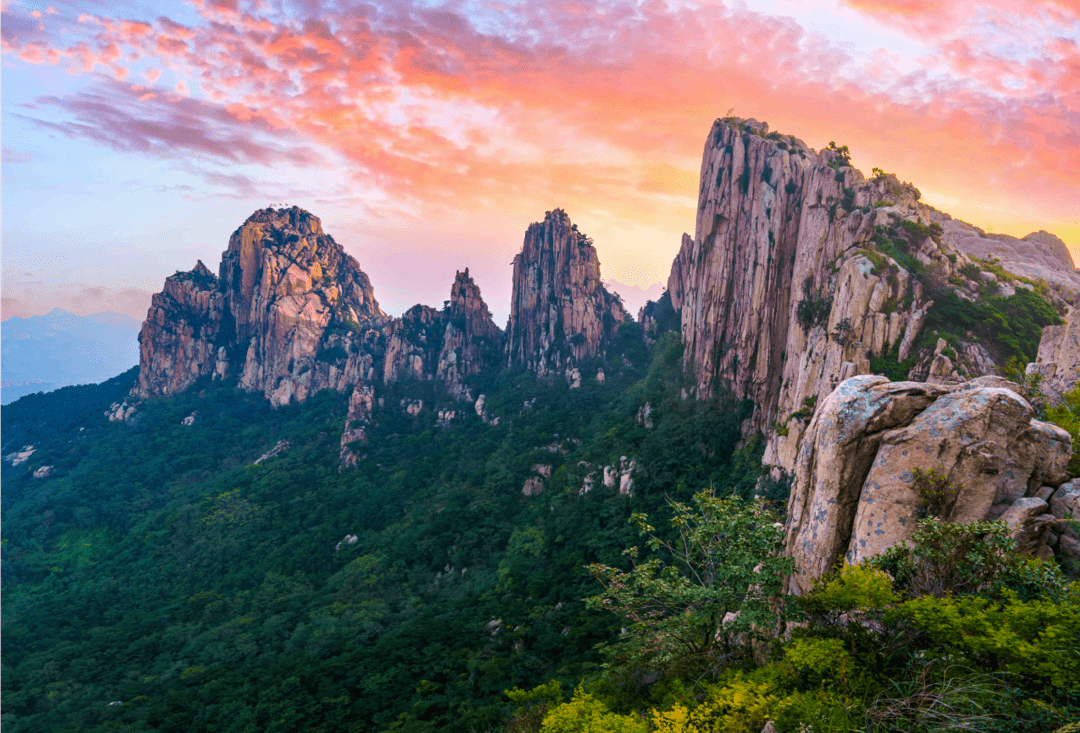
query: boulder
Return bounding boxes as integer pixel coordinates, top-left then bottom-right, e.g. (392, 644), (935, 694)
(786, 376), (1074, 592)
(785, 376), (948, 593)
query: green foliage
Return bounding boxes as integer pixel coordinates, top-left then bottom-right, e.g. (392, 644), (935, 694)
(586, 492), (791, 680)
(809, 563), (899, 614)
(787, 395), (818, 424)
(921, 287), (1061, 365)
(910, 466), (961, 518)
(785, 637), (851, 679)
(869, 340), (916, 382)
(1045, 382), (1080, 477)
(870, 517), (1069, 601)
(826, 140), (851, 168)
(897, 584), (1080, 690)
(2, 328), (773, 732)
(540, 688), (647, 733)
(505, 680), (563, 733)
(796, 278), (832, 332)
(650, 676), (786, 733)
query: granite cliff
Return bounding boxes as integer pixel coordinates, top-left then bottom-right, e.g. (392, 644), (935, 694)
(506, 209), (627, 379)
(665, 118), (1077, 479)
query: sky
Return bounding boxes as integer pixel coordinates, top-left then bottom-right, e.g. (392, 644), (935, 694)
(3, 0), (1078, 324)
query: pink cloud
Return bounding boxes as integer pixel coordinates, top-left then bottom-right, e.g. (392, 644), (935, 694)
(1, 0), (1076, 252)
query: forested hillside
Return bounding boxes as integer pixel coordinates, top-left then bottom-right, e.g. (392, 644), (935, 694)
(2, 328), (770, 732)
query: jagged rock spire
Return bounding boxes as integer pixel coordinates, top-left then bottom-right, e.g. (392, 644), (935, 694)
(506, 209), (626, 376)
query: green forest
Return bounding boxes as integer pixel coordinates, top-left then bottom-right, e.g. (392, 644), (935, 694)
(3, 324), (1078, 732)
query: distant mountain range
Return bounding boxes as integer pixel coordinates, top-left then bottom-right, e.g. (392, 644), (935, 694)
(1, 308), (141, 404)
(603, 279), (665, 318)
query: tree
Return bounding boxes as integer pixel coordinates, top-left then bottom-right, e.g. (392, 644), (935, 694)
(585, 491), (792, 681)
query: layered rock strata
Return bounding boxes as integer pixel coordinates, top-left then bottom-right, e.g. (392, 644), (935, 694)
(785, 375), (1072, 593)
(506, 209), (627, 377)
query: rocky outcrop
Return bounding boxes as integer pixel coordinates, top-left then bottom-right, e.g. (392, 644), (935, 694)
(667, 233), (693, 312)
(666, 118), (1076, 480)
(253, 439), (290, 465)
(672, 120), (928, 451)
(221, 208), (387, 406)
(135, 209), (388, 407)
(1028, 305), (1080, 398)
(340, 383), (374, 467)
(506, 209), (627, 378)
(3, 446), (35, 466)
(383, 270), (502, 399)
(939, 221), (1080, 293)
(383, 305), (445, 383)
(785, 375), (1072, 593)
(436, 269), (502, 399)
(135, 209), (507, 427)
(134, 261), (225, 397)
(106, 401), (138, 423)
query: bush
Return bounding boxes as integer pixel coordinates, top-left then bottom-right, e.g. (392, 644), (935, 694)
(796, 278), (832, 332)
(586, 492), (792, 678)
(896, 583), (1080, 690)
(910, 466), (961, 519)
(541, 688), (648, 733)
(650, 677), (785, 733)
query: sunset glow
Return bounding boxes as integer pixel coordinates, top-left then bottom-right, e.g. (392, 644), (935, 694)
(3, 0), (1078, 321)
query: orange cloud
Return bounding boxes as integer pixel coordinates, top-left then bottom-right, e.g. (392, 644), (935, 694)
(2, 0), (1077, 272)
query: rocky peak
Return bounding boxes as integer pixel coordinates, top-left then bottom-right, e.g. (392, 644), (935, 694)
(383, 305), (445, 384)
(133, 261), (225, 398)
(668, 117), (1074, 479)
(135, 207), (388, 406)
(506, 209), (626, 377)
(437, 269), (502, 398)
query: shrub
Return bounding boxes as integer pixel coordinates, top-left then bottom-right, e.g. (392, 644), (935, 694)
(896, 583), (1080, 690)
(541, 687), (648, 733)
(651, 677), (786, 733)
(586, 492), (792, 678)
(796, 278), (832, 332)
(871, 518), (1049, 599)
(910, 466), (961, 519)
(1045, 382), (1080, 476)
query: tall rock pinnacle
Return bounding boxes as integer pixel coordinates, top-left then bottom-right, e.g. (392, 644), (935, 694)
(669, 117), (1077, 476)
(437, 269), (502, 398)
(506, 209), (626, 377)
(135, 207), (388, 406)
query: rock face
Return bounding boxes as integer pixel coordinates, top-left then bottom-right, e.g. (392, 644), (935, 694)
(436, 269), (503, 399)
(506, 209), (627, 377)
(785, 375), (1072, 593)
(340, 383), (375, 467)
(135, 261), (225, 397)
(940, 222), (1080, 292)
(383, 305), (445, 384)
(666, 118), (1078, 480)
(135, 209), (387, 407)
(383, 270), (503, 398)
(671, 120), (928, 452)
(135, 209), (505, 419)
(1029, 305), (1080, 398)
(221, 208), (387, 406)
